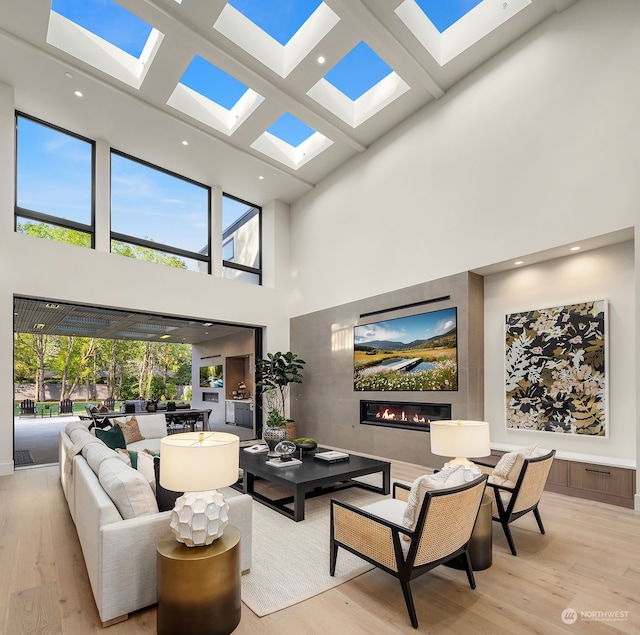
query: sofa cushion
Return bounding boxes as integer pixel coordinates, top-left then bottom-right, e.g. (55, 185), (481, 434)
(96, 425), (127, 450)
(69, 427), (95, 445)
(85, 443), (120, 474)
(135, 414), (168, 439)
(98, 457), (158, 519)
(65, 421), (90, 436)
(127, 438), (162, 454)
(117, 417), (145, 445)
(401, 465), (467, 532)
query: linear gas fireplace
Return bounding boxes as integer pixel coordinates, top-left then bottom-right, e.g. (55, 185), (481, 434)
(360, 400), (452, 432)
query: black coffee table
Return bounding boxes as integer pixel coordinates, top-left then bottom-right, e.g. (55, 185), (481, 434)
(237, 449), (390, 521)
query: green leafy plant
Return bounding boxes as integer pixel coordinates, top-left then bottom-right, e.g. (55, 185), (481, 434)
(256, 351), (305, 427)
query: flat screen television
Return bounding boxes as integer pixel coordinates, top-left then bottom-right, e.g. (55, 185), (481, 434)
(200, 364), (223, 388)
(354, 307), (457, 391)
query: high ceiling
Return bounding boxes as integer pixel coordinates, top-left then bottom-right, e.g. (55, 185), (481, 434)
(13, 297), (253, 345)
(0, 0), (576, 207)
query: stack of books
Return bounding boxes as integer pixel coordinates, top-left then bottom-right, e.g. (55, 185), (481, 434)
(266, 457), (302, 468)
(314, 450), (349, 463)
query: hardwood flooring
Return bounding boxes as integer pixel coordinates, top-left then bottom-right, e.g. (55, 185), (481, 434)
(1, 462), (638, 634)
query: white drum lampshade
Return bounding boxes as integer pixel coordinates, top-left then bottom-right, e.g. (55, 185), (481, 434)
(430, 420), (491, 470)
(160, 432), (239, 547)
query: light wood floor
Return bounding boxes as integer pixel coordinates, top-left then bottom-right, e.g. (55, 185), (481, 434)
(1, 462), (638, 634)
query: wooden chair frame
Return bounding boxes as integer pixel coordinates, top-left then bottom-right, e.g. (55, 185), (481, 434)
(478, 450), (555, 556)
(19, 399), (36, 416)
(330, 475), (487, 629)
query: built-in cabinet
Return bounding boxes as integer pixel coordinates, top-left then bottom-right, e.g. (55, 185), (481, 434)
(225, 400), (253, 428)
(489, 450), (636, 509)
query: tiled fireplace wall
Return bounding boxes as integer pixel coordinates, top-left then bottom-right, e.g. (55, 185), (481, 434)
(290, 272), (484, 468)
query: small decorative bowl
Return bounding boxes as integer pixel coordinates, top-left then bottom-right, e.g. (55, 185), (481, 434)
(294, 440), (318, 453)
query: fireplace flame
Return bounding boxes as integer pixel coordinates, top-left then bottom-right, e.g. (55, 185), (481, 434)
(376, 408), (426, 423)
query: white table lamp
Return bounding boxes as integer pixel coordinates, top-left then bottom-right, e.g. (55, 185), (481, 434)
(160, 431), (239, 547)
(430, 420), (491, 472)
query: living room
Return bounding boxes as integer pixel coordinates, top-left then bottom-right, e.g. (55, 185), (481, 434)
(0, 0), (638, 633)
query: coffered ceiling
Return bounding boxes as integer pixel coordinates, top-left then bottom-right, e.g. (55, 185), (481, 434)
(0, 0), (576, 207)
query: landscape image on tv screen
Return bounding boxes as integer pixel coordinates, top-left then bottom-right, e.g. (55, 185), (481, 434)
(354, 307), (457, 391)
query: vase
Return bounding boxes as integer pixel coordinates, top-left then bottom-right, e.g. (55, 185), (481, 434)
(263, 426), (288, 457)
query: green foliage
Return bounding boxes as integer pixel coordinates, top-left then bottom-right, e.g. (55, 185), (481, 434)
(17, 220), (92, 248)
(256, 351), (305, 425)
(111, 240), (187, 269)
(149, 376), (166, 400)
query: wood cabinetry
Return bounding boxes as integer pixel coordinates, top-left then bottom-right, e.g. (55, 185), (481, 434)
(486, 451), (636, 508)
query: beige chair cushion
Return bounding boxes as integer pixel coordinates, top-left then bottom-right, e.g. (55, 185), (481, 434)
(401, 465), (468, 531)
(85, 443), (120, 474)
(136, 451), (156, 494)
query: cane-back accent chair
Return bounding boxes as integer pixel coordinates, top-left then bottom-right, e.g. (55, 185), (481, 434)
(478, 449), (555, 556)
(330, 474), (487, 629)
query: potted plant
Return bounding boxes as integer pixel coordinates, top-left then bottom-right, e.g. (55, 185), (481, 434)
(257, 351), (305, 454)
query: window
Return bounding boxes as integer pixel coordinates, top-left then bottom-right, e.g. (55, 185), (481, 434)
(222, 193), (261, 285)
(15, 113), (94, 247)
(110, 151), (210, 272)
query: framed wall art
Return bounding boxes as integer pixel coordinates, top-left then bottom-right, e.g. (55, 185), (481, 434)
(505, 299), (607, 436)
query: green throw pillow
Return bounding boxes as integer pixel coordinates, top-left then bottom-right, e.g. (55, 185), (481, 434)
(96, 424), (126, 450)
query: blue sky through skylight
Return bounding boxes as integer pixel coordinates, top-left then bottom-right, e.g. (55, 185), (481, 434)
(51, 0), (152, 58)
(180, 56), (248, 110)
(267, 113), (315, 147)
(228, 0), (322, 45)
(414, 0), (483, 33)
(324, 42), (392, 101)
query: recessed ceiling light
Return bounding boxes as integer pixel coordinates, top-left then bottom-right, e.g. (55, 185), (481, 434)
(160, 334), (171, 339)
(514, 261), (524, 266)
(258, 175), (264, 180)
(65, 72), (73, 79)
(181, 140), (189, 146)
(45, 303), (60, 309)
(33, 323), (45, 330)
(317, 55), (326, 64)
(570, 246), (581, 252)
(74, 90), (83, 97)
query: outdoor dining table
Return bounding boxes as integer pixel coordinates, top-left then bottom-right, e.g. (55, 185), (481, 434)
(89, 408), (211, 431)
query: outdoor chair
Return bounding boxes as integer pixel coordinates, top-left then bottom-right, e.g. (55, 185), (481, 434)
(330, 474), (487, 629)
(19, 399), (36, 416)
(476, 448), (555, 556)
(103, 397), (115, 410)
(59, 398), (74, 415)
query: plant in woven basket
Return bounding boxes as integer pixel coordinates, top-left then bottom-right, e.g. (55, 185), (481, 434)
(256, 351), (305, 427)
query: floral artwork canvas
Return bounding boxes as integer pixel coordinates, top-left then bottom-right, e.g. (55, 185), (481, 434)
(505, 300), (607, 436)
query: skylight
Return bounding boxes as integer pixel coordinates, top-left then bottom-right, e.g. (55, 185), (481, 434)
(179, 57), (248, 111)
(228, 0), (322, 45)
(323, 42), (393, 101)
(267, 113), (315, 147)
(415, 0), (483, 33)
(51, 0), (152, 58)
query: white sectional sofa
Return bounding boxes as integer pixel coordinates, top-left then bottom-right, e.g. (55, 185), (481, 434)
(58, 415), (252, 626)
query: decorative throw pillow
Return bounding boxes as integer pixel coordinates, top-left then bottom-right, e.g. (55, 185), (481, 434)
(136, 450), (156, 494)
(115, 448), (132, 467)
(117, 416), (145, 445)
(95, 424), (127, 450)
(401, 464), (467, 532)
(493, 445), (544, 486)
(153, 456), (183, 512)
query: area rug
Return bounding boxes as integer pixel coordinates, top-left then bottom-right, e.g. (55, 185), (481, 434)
(235, 475), (387, 617)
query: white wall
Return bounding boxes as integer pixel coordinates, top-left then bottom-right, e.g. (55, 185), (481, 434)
(484, 242), (635, 466)
(0, 83), (292, 475)
(288, 0), (639, 506)
(289, 0), (640, 315)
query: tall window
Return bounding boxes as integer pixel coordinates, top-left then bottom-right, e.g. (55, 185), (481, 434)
(15, 113), (94, 247)
(110, 151), (210, 272)
(222, 193), (261, 285)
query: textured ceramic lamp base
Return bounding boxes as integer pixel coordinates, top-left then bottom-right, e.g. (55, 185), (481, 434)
(169, 490), (229, 547)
